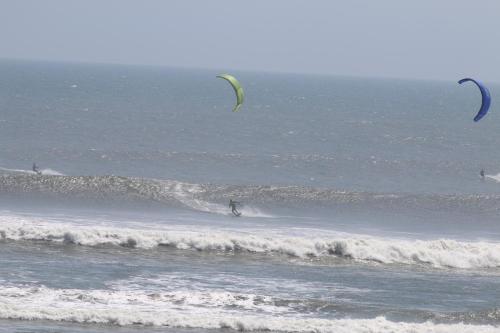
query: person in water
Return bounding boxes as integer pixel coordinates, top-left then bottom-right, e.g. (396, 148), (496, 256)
(229, 199), (241, 216)
(480, 169), (485, 180)
(32, 163), (41, 175)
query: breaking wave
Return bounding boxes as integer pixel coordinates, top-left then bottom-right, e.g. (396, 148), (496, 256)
(0, 285), (498, 332)
(1, 220), (500, 269)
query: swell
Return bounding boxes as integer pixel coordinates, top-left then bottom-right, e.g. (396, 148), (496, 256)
(2, 221), (500, 269)
(1, 174), (500, 213)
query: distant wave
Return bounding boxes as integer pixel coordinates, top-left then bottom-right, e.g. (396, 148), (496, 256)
(0, 167), (64, 176)
(0, 285), (497, 332)
(2, 220), (500, 269)
(1, 174), (500, 214)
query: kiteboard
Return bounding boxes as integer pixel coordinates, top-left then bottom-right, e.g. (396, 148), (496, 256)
(232, 211), (242, 217)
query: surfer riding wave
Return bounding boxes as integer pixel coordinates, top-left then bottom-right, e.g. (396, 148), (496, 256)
(229, 199), (242, 216)
(32, 163), (42, 175)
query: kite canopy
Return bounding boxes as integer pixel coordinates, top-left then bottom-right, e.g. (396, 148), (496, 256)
(217, 74), (244, 112)
(458, 78), (491, 122)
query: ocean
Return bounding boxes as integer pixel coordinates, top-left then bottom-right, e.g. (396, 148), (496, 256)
(0, 59), (499, 333)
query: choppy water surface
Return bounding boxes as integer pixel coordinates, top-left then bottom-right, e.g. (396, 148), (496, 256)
(0, 60), (499, 332)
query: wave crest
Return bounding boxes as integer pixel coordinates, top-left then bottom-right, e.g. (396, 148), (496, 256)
(2, 221), (500, 269)
(1, 174), (500, 214)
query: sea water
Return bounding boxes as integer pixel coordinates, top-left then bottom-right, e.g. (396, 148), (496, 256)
(0, 59), (499, 332)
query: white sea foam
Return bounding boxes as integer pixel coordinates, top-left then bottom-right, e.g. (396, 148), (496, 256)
(38, 168), (65, 176)
(1, 217), (500, 269)
(108, 272), (371, 305)
(238, 206), (275, 218)
(168, 181), (274, 217)
(0, 285), (497, 333)
(486, 173), (500, 182)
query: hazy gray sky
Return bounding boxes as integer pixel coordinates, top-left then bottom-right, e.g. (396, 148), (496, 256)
(1, 0), (499, 81)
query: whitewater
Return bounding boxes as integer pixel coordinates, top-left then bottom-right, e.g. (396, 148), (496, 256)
(2, 211), (500, 269)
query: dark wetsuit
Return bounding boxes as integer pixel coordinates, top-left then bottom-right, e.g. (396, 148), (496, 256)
(229, 199), (241, 216)
(480, 169), (485, 180)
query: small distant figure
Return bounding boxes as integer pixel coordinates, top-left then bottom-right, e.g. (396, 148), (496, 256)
(32, 163), (41, 175)
(480, 169), (485, 180)
(229, 199), (242, 217)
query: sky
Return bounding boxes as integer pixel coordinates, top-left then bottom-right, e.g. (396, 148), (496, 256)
(1, 0), (499, 82)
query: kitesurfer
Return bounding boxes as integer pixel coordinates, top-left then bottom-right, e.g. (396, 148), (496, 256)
(32, 163), (41, 175)
(229, 199), (241, 216)
(480, 169), (485, 180)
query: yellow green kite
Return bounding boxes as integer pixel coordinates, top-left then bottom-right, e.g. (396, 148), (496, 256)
(217, 74), (244, 112)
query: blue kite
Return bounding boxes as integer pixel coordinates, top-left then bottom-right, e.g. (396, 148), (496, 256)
(458, 78), (491, 122)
